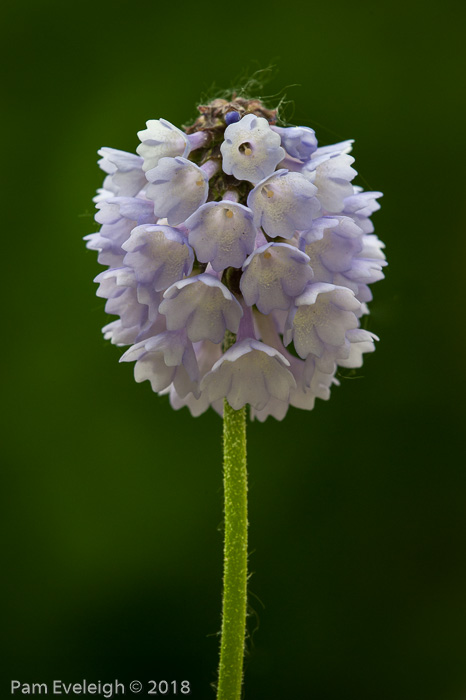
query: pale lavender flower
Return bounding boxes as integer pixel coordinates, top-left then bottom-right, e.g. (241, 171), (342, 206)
(85, 197), (155, 267)
(342, 189), (383, 233)
(122, 224), (194, 289)
(159, 274), (243, 344)
(87, 96), (385, 419)
(247, 170), (321, 239)
(250, 356), (335, 422)
(120, 330), (199, 398)
(168, 340), (224, 417)
(284, 283), (361, 360)
(240, 243), (313, 314)
(94, 267), (143, 327)
(302, 141), (357, 213)
(200, 339), (296, 411)
(299, 215), (386, 307)
(271, 125), (317, 161)
(96, 148), (146, 198)
(185, 201), (256, 271)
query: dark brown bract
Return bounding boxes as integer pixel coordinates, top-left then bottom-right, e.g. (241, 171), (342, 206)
(185, 95), (278, 136)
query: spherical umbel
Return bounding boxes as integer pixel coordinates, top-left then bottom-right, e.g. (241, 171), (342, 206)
(87, 94), (385, 419)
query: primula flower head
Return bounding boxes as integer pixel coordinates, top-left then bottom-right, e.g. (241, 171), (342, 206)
(86, 95), (385, 420)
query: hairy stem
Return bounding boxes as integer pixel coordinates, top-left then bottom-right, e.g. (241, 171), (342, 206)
(217, 331), (248, 700)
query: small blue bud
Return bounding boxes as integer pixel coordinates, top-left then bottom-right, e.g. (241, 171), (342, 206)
(225, 111), (241, 125)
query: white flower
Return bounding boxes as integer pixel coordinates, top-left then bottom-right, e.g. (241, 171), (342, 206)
(220, 114), (285, 184)
(137, 119), (191, 172)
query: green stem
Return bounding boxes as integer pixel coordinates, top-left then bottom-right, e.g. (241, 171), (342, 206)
(217, 333), (248, 700)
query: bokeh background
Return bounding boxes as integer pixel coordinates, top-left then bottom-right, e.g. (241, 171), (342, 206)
(2, 0), (465, 698)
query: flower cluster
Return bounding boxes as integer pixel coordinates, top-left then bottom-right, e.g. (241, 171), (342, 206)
(86, 96), (385, 420)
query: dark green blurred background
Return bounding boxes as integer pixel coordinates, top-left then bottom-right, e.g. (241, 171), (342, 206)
(2, 0), (465, 698)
